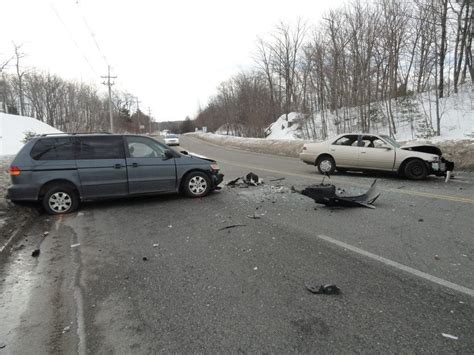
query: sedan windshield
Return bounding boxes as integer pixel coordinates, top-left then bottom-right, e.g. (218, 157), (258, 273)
(381, 135), (401, 148)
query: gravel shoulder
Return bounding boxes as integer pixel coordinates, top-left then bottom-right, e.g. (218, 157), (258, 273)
(0, 156), (38, 251)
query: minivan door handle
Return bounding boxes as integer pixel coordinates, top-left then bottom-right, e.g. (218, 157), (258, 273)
(114, 164), (122, 169)
(132, 163), (138, 168)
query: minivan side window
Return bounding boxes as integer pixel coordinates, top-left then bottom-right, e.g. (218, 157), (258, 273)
(126, 136), (167, 158)
(30, 138), (75, 160)
(76, 136), (125, 160)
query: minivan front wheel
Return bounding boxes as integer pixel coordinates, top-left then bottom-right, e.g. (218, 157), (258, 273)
(183, 172), (211, 198)
(42, 185), (79, 215)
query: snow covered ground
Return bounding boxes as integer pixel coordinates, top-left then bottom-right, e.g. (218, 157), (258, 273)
(0, 113), (61, 156)
(265, 113), (304, 140)
(290, 85), (474, 143)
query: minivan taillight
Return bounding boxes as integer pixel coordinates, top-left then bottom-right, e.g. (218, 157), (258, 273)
(9, 166), (21, 176)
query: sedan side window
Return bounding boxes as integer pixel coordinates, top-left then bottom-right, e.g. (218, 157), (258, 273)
(360, 135), (386, 148)
(127, 136), (167, 158)
(333, 135), (358, 146)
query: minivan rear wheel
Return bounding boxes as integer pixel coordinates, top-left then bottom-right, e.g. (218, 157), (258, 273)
(42, 184), (79, 215)
(183, 172), (211, 198)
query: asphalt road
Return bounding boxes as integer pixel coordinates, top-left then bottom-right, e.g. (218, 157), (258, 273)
(0, 135), (473, 353)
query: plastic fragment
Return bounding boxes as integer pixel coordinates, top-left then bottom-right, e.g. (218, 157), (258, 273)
(441, 333), (458, 340)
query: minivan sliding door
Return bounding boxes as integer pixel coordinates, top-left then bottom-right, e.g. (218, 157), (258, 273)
(75, 136), (128, 198)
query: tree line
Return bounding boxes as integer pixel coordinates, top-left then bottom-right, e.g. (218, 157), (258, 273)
(0, 43), (153, 134)
(195, 0), (473, 139)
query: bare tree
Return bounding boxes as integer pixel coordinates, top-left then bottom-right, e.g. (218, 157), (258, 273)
(12, 42), (26, 116)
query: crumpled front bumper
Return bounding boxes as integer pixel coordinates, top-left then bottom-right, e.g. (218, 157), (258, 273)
(430, 158), (454, 176)
(211, 172), (224, 188)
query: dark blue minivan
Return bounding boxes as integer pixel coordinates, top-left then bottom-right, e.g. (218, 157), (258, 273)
(7, 134), (223, 214)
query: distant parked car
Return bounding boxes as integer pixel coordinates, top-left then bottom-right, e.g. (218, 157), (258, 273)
(300, 133), (453, 180)
(7, 134), (223, 214)
(164, 134), (180, 146)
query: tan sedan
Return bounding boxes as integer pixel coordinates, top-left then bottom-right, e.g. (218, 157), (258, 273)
(300, 133), (453, 180)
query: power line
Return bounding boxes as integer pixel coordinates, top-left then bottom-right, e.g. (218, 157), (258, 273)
(50, 3), (98, 76)
(75, 1), (109, 66)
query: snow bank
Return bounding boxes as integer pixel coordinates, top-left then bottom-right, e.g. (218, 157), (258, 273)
(0, 113), (61, 155)
(187, 132), (304, 158)
(265, 113), (303, 140)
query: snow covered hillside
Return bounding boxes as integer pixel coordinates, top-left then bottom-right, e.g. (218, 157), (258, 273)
(265, 113), (304, 140)
(267, 86), (473, 142)
(0, 113), (61, 156)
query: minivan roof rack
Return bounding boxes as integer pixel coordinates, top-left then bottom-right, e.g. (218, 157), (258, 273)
(38, 132), (112, 137)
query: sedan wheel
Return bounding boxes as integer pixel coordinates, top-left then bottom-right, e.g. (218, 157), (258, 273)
(317, 156), (336, 175)
(404, 159), (428, 180)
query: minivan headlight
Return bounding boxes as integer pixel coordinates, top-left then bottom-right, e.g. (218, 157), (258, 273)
(210, 163), (220, 172)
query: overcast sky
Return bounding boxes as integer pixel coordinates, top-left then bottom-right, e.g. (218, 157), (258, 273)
(1, 0), (346, 122)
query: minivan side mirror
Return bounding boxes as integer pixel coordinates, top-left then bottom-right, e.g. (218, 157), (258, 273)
(163, 149), (174, 160)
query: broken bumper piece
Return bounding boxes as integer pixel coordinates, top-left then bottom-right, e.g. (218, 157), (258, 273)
(297, 180), (381, 209)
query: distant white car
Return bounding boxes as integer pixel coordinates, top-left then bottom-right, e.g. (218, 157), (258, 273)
(164, 134), (179, 146)
(300, 133), (454, 180)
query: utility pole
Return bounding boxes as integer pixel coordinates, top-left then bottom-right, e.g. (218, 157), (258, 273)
(148, 107), (152, 133)
(101, 65), (116, 133)
(136, 96), (142, 133)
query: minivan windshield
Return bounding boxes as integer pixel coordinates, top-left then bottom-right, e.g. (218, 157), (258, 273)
(381, 135), (401, 148)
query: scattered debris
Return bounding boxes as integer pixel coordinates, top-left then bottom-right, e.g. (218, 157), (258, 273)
(269, 177), (285, 182)
(418, 218), (424, 222)
(434, 255), (440, 260)
(293, 179), (381, 209)
(142, 257), (148, 261)
(12, 244), (25, 251)
(305, 282), (341, 295)
(168, 225), (172, 228)
(246, 213), (261, 219)
(62, 326), (71, 334)
(441, 333), (458, 340)
(70, 243), (80, 248)
(218, 224), (247, 231)
(253, 266), (258, 270)
(31, 249), (40, 257)
(43, 231), (49, 237)
(445, 170), (452, 183)
(227, 172), (263, 187)
(153, 243), (159, 248)
(0, 342), (6, 349)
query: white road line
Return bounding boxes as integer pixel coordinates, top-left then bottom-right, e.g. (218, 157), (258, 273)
(317, 234), (474, 298)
